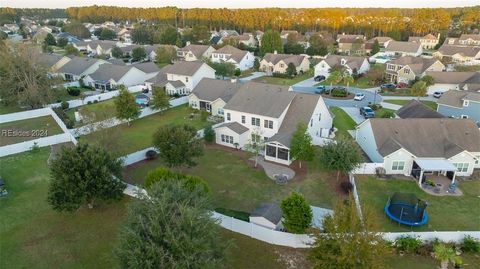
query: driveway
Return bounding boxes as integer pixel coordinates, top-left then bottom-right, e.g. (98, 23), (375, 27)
(239, 72), (266, 82)
(292, 77), (317, 87)
(292, 85), (383, 107)
(340, 107), (365, 124)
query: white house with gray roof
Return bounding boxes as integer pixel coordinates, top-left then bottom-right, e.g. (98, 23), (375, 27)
(56, 57), (108, 82)
(210, 45), (254, 71)
(437, 91), (480, 126)
(188, 78), (242, 116)
(215, 81), (333, 165)
(314, 55), (369, 78)
(177, 44), (215, 61)
(425, 71), (480, 94)
(385, 41), (423, 57)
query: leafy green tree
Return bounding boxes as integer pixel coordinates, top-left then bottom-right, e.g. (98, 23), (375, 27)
(420, 75), (434, 87)
(309, 195), (389, 269)
(203, 125), (215, 143)
(260, 30), (283, 56)
(152, 124), (204, 168)
(411, 80), (427, 99)
(116, 180), (226, 268)
(325, 70), (342, 87)
(99, 28), (116, 40)
(131, 26), (152, 44)
(192, 25), (210, 43)
(64, 44), (79, 56)
(253, 58), (260, 71)
(111, 45), (123, 58)
(284, 33), (304, 55)
(210, 61), (236, 79)
(114, 85), (141, 126)
(47, 144), (125, 211)
(286, 62), (297, 77)
(160, 26), (179, 45)
(154, 46), (176, 64)
(0, 31), (7, 40)
(62, 22), (90, 39)
(131, 47), (146, 62)
(150, 86), (171, 112)
(244, 129), (263, 168)
(281, 192), (313, 233)
(342, 75), (354, 87)
(289, 123), (314, 168)
(144, 168), (210, 194)
(56, 37), (68, 47)
(371, 39), (380, 55)
(319, 137), (362, 181)
(44, 33), (56, 46)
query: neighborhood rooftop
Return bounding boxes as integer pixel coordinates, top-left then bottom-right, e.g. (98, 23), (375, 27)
(57, 57), (101, 75)
(88, 64), (131, 82)
(396, 100), (444, 119)
(324, 55), (366, 70)
(437, 90), (480, 108)
(385, 41), (421, 53)
(262, 53), (307, 66)
(161, 61), (206, 76)
(191, 78), (242, 102)
(250, 203), (282, 225)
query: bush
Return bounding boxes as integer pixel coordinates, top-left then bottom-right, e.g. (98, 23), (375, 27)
(53, 107), (74, 129)
(381, 110), (395, 118)
(61, 101), (69, 110)
(215, 207), (250, 221)
(93, 100), (99, 103)
(145, 150), (158, 160)
(394, 236), (422, 254)
(331, 88), (348, 97)
(369, 104), (383, 110)
(67, 86), (81, 96)
(203, 125), (215, 143)
(340, 181), (353, 194)
(272, 72), (290, 78)
(200, 110), (209, 122)
(461, 235), (480, 253)
(144, 168), (210, 194)
(87, 101), (92, 105)
(234, 68), (241, 77)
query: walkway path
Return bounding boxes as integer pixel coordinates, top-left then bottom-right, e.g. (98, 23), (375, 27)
(292, 77), (316, 87)
(380, 102), (402, 110)
(239, 72), (266, 81)
(250, 157), (295, 180)
(340, 107), (365, 124)
(381, 95), (437, 101)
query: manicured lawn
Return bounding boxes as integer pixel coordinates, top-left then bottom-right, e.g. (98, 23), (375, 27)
(383, 99), (438, 110)
(252, 70), (313, 86)
(52, 87), (91, 103)
(454, 65), (480, 72)
(330, 107), (356, 139)
(83, 105), (209, 157)
(355, 176), (480, 232)
(375, 107), (395, 118)
(0, 103), (25, 115)
(387, 253), (480, 269)
(66, 99), (117, 126)
(318, 76), (372, 89)
(124, 146), (336, 212)
(239, 68), (255, 78)
(380, 88), (415, 96)
(0, 116), (63, 146)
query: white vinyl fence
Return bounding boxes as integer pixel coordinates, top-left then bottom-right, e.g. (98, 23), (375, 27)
(349, 173), (363, 220)
(352, 162), (384, 174)
(0, 108), (77, 157)
(383, 231), (480, 243)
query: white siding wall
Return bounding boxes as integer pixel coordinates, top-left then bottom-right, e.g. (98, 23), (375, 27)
(383, 149), (415, 175)
(214, 126), (249, 148)
(314, 61), (331, 78)
(355, 121), (384, 163)
(306, 97), (333, 141)
(449, 151), (476, 176)
(191, 64), (216, 91)
(118, 68), (151, 87)
(427, 83), (460, 94)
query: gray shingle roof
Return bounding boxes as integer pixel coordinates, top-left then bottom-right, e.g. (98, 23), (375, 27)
(250, 203), (282, 224)
(387, 56), (440, 75)
(425, 71), (479, 84)
(88, 63), (132, 82)
(57, 57), (102, 75)
(223, 82), (295, 118)
(438, 90), (480, 108)
(437, 45), (480, 57)
(396, 100), (444, 119)
(132, 62), (161, 74)
(323, 55), (367, 71)
(213, 45), (248, 63)
(369, 118), (480, 158)
(191, 78), (241, 102)
(178, 44), (213, 58)
(385, 41), (421, 53)
(162, 61), (207, 76)
(38, 53), (68, 68)
(262, 53), (307, 67)
(215, 122), (249, 134)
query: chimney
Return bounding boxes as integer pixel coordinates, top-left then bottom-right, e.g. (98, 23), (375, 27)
(230, 77), (237, 83)
(274, 50), (278, 55)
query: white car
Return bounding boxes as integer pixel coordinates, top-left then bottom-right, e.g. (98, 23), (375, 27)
(354, 93), (365, 101)
(433, 91), (443, 98)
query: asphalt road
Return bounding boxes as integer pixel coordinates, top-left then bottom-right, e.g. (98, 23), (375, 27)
(291, 85), (383, 108)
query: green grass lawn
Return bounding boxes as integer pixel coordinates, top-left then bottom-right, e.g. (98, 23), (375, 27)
(0, 103), (26, 115)
(380, 88), (416, 96)
(52, 87), (91, 103)
(252, 70), (313, 86)
(83, 105), (209, 157)
(124, 146), (336, 213)
(66, 99), (117, 127)
(375, 107), (395, 118)
(355, 176), (480, 232)
(330, 107), (356, 139)
(0, 116), (63, 146)
(383, 99), (438, 110)
(318, 76), (373, 89)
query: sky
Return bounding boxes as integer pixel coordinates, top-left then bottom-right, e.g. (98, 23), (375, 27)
(1, 0), (478, 9)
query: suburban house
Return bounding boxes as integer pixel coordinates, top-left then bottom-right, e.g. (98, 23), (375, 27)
(408, 34), (440, 50)
(280, 30), (299, 39)
(337, 37), (368, 55)
(425, 71), (480, 94)
(38, 53), (71, 73)
(433, 45), (480, 64)
(72, 40), (89, 52)
(83, 64), (153, 91)
(146, 44), (178, 62)
(437, 91), (480, 126)
(447, 34), (480, 46)
(56, 57), (108, 82)
(145, 61), (216, 96)
(210, 45), (254, 71)
(395, 100), (444, 119)
(249, 203), (283, 230)
(385, 41), (423, 57)
(384, 56), (445, 83)
(314, 55), (370, 78)
(367, 36), (393, 48)
(259, 53), (310, 76)
(280, 33), (310, 49)
(177, 44), (216, 61)
(188, 78), (242, 116)
(215, 82), (333, 165)
(355, 118), (480, 179)
(231, 33), (257, 47)
(86, 40), (120, 56)
(336, 34), (365, 42)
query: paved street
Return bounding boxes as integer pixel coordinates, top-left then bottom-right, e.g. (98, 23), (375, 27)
(340, 107), (365, 124)
(292, 77), (317, 87)
(292, 85), (383, 107)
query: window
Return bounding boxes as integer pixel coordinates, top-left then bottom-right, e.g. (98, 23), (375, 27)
(241, 115), (245, 124)
(266, 145), (277, 157)
(404, 68), (410, 74)
(218, 108), (224, 115)
(391, 161), (405, 171)
(278, 148), (289, 160)
(454, 163), (469, 173)
(251, 117), (260, 126)
(221, 134), (234, 144)
(280, 63), (284, 68)
(318, 113), (321, 121)
(185, 77), (189, 82)
(251, 134), (261, 143)
(264, 120), (273, 129)
(461, 115), (468, 119)
(226, 113), (231, 121)
(310, 119), (313, 127)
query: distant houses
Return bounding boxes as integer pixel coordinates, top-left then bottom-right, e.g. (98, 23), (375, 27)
(384, 56), (444, 84)
(408, 34), (440, 50)
(177, 44), (216, 61)
(437, 91), (480, 125)
(314, 55), (369, 78)
(210, 45), (254, 71)
(384, 41), (423, 57)
(259, 52), (310, 76)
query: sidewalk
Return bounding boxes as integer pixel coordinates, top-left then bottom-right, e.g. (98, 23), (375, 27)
(380, 102), (402, 110)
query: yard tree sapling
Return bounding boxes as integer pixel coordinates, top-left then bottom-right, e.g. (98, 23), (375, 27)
(116, 180), (226, 268)
(260, 30), (283, 56)
(318, 137), (362, 181)
(371, 39), (380, 55)
(150, 86), (171, 112)
(47, 144), (125, 211)
(289, 123), (314, 169)
(411, 80), (427, 100)
(325, 70), (342, 87)
(286, 63), (297, 77)
(244, 128), (264, 168)
(114, 85), (141, 126)
(309, 195), (389, 269)
(203, 125), (215, 143)
(253, 58), (260, 71)
(131, 47), (147, 62)
(111, 45), (123, 58)
(280, 192), (313, 233)
(152, 124), (204, 168)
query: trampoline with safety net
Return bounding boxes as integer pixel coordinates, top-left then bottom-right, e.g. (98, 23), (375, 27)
(384, 192), (428, 226)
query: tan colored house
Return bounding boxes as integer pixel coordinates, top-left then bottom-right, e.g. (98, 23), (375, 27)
(177, 44), (216, 61)
(260, 52), (310, 75)
(337, 37), (367, 55)
(384, 56), (445, 83)
(38, 53), (71, 73)
(408, 34), (440, 50)
(367, 36), (393, 48)
(433, 45), (480, 64)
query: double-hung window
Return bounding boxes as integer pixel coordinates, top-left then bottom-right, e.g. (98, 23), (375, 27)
(454, 163), (469, 173)
(264, 120), (273, 129)
(391, 161), (405, 171)
(251, 117), (260, 126)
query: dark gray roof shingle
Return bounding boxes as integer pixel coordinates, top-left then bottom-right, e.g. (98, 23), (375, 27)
(396, 100), (444, 119)
(250, 203), (282, 224)
(191, 78), (241, 102)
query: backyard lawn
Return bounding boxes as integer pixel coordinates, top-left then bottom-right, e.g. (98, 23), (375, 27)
(66, 99), (117, 126)
(0, 103), (25, 115)
(380, 88), (417, 96)
(330, 107), (356, 139)
(252, 70), (314, 86)
(124, 146), (336, 213)
(82, 104), (209, 157)
(0, 116), (63, 146)
(383, 99), (438, 110)
(355, 176), (480, 232)
(318, 76), (372, 89)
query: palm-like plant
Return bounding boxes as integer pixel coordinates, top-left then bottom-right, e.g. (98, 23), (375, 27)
(433, 243), (456, 269)
(326, 71), (342, 87)
(342, 75), (354, 87)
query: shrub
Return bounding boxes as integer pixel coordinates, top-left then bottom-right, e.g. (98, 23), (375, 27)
(87, 101), (92, 105)
(331, 88), (348, 97)
(67, 86), (81, 96)
(203, 125), (215, 143)
(394, 236), (422, 254)
(272, 72), (290, 78)
(369, 104), (383, 110)
(145, 150), (158, 160)
(340, 181), (353, 194)
(61, 101), (69, 110)
(200, 110), (209, 122)
(381, 110), (395, 118)
(53, 107), (74, 129)
(144, 168), (210, 194)
(234, 68), (241, 76)
(461, 235), (480, 253)
(30, 142), (40, 153)
(93, 100), (99, 103)
(215, 207), (250, 222)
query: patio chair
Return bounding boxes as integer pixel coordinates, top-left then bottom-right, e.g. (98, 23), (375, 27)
(447, 182), (457, 194)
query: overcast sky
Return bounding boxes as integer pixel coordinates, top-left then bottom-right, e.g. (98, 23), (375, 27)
(1, 0), (478, 9)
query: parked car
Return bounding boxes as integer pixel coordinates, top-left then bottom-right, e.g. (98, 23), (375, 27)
(142, 87), (149, 94)
(433, 91), (443, 98)
(354, 92), (365, 101)
(396, 82), (408, 88)
(315, 85), (326, 94)
(360, 107), (375, 118)
(314, 75), (326, 82)
(381, 83), (396, 90)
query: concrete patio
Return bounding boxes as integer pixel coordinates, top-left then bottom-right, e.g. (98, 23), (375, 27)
(250, 156), (296, 181)
(421, 175), (463, 196)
